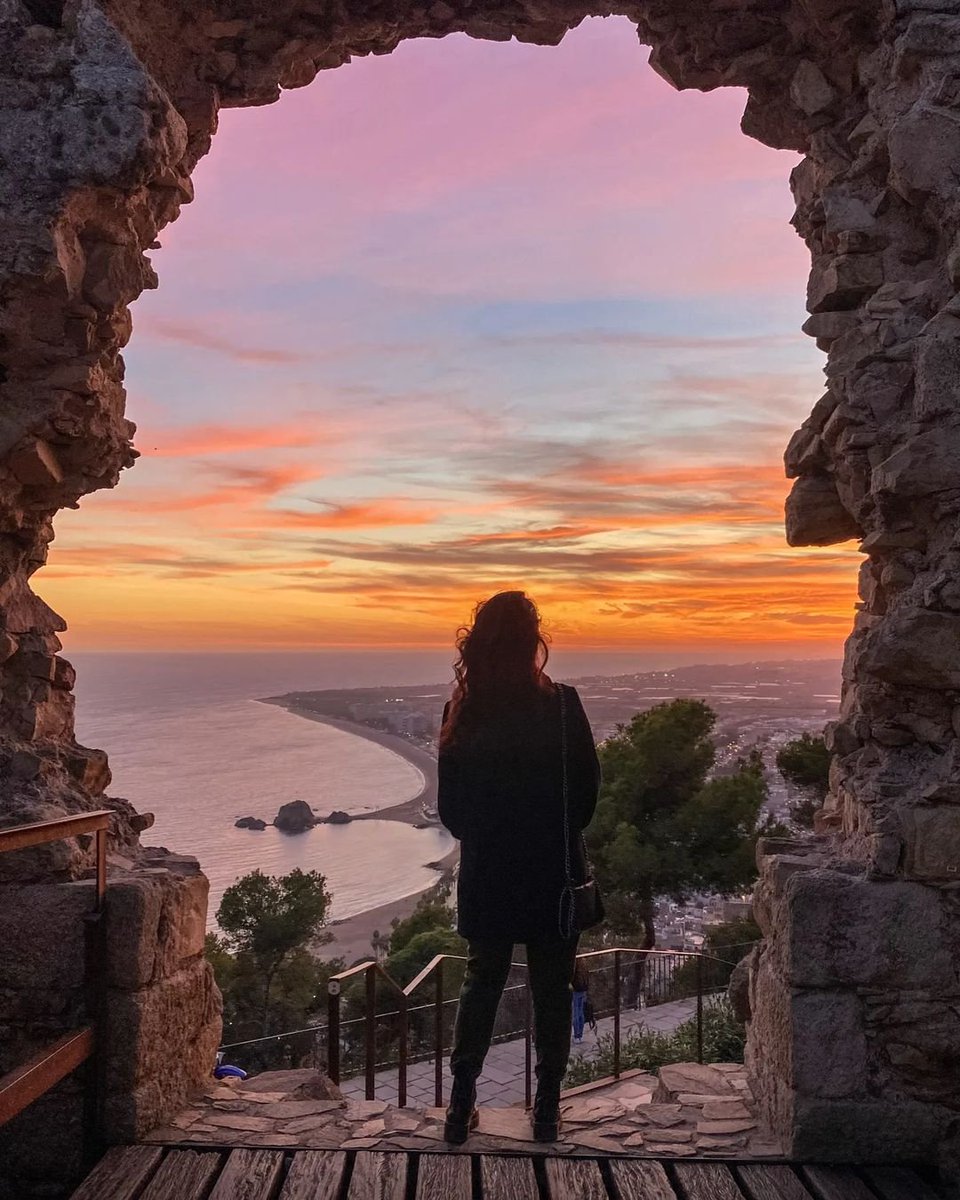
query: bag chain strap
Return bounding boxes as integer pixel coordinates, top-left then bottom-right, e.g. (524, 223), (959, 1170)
(558, 683), (575, 939)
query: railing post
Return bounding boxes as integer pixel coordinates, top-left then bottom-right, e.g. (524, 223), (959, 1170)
(365, 966), (376, 1100)
(523, 973), (532, 1110)
(696, 953), (704, 1065)
(82, 819), (110, 1163)
(398, 996), (408, 1109)
(613, 949), (621, 1080)
(433, 961), (444, 1108)
(327, 981), (341, 1084)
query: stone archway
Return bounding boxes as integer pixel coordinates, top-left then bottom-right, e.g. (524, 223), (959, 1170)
(2, 0), (960, 1173)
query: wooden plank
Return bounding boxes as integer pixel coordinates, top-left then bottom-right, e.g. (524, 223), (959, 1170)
(139, 1149), (223, 1200)
(609, 1158), (678, 1200)
(479, 1155), (539, 1200)
(862, 1167), (944, 1200)
(0, 1027), (94, 1124)
(738, 1165), (815, 1200)
(544, 1157), (607, 1200)
(209, 1149), (284, 1200)
(674, 1163), (743, 1200)
(801, 1167), (877, 1200)
(348, 1152), (407, 1200)
(415, 1154), (471, 1200)
(69, 1145), (164, 1200)
(279, 1151), (348, 1200)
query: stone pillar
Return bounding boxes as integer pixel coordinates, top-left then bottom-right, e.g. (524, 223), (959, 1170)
(0, 860), (221, 1197)
(740, 3), (960, 1169)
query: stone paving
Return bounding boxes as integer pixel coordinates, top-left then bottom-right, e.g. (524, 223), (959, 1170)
(144, 1061), (782, 1160)
(339, 996), (699, 1107)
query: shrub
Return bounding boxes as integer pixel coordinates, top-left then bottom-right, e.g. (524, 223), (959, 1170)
(564, 993), (745, 1088)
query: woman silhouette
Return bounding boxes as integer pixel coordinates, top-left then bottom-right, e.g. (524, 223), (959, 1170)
(437, 591), (600, 1142)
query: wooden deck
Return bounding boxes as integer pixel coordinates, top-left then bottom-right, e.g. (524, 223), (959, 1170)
(69, 1145), (946, 1200)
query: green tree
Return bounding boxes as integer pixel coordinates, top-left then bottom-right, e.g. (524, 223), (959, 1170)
(216, 868), (332, 1033)
(388, 897), (455, 957)
(385, 927), (466, 992)
(776, 732), (830, 829)
(586, 700), (779, 949)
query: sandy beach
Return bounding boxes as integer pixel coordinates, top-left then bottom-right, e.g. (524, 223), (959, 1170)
(262, 698), (459, 964)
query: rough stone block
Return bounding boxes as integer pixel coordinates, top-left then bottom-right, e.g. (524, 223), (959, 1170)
(791, 1097), (952, 1165)
(105, 870), (209, 989)
(873, 428), (960, 496)
(902, 806), (960, 881)
(889, 102), (960, 203)
(859, 607), (960, 690)
(105, 959), (221, 1094)
(785, 475), (861, 546)
(8, 437), (63, 485)
(792, 991), (867, 1100)
(0, 879), (94, 993)
(807, 253), (883, 312)
(777, 869), (955, 990)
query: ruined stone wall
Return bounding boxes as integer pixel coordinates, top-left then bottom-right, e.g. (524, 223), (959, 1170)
(0, 864), (221, 1198)
(1, 0), (959, 1173)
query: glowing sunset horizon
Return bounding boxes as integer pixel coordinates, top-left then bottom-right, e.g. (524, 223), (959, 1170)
(36, 18), (860, 656)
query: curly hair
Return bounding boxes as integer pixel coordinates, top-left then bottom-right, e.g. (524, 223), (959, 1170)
(439, 590), (551, 748)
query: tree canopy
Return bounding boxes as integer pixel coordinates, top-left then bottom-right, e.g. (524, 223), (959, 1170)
(586, 699), (781, 948)
(776, 731), (830, 829)
(216, 868), (332, 1034)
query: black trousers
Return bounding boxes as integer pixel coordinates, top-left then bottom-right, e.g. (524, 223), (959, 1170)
(449, 937), (578, 1091)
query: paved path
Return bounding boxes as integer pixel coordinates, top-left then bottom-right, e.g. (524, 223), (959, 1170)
(341, 996), (698, 1107)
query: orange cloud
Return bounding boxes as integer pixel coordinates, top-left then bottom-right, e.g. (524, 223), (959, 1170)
(263, 501), (443, 529)
(144, 422), (324, 457)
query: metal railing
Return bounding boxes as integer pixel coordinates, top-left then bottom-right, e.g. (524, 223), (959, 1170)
(0, 810), (111, 1149)
(322, 944), (750, 1108)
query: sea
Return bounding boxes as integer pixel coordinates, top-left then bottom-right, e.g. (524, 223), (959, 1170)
(71, 651), (460, 926)
(69, 647), (786, 927)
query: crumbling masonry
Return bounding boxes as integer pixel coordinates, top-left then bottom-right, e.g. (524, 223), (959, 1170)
(2, 0), (960, 1182)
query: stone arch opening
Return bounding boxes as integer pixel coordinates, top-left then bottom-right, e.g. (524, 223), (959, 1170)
(2, 0), (960, 1176)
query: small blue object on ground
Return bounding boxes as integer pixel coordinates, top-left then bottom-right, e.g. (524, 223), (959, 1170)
(213, 1064), (247, 1080)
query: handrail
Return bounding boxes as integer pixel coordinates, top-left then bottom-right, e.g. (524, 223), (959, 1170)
(323, 941), (756, 1108)
(0, 810), (112, 1148)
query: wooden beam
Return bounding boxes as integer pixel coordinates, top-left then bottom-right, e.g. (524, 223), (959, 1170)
(608, 1159), (678, 1200)
(0, 1027), (94, 1125)
(544, 1158), (608, 1200)
(415, 1154), (471, 1200)
(801, 1167), (879, 1200)
(861, 1167), (944, 1200)
(674, 1163), (744, 1200)
(139, 1150), (222, 1200)
(279, 1150), (348, 1200)
(479, 1155), (539, 1200)
(348, 1151), (407, 1200)
(738, 1165), (815, 1200)
(68, 1145), (163, 1200)
(0, 811), (112, 853)
(208, 1148), (284, 1200)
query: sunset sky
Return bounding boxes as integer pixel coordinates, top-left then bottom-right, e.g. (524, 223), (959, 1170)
(39, 17), (861, 655)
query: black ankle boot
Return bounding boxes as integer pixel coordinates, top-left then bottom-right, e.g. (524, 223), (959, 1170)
(532, 1085), (561, 1142)
(443, 1075), (479, 1144)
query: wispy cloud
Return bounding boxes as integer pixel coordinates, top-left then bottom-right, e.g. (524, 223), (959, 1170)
(144, 319), (312, 365)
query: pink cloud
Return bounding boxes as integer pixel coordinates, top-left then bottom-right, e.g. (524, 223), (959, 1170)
(163, 19), (806, 301)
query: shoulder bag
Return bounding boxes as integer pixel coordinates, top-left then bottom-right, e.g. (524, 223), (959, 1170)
(558, 683), (605, 939)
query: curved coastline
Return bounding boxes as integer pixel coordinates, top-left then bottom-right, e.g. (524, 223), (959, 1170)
(259, 697), (438, 823)
(258, 697), (458, 964)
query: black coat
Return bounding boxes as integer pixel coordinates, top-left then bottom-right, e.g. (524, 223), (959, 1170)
(437, 683), (600, 943)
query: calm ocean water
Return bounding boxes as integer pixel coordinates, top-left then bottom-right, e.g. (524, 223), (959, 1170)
(70, 652), (464, 925)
